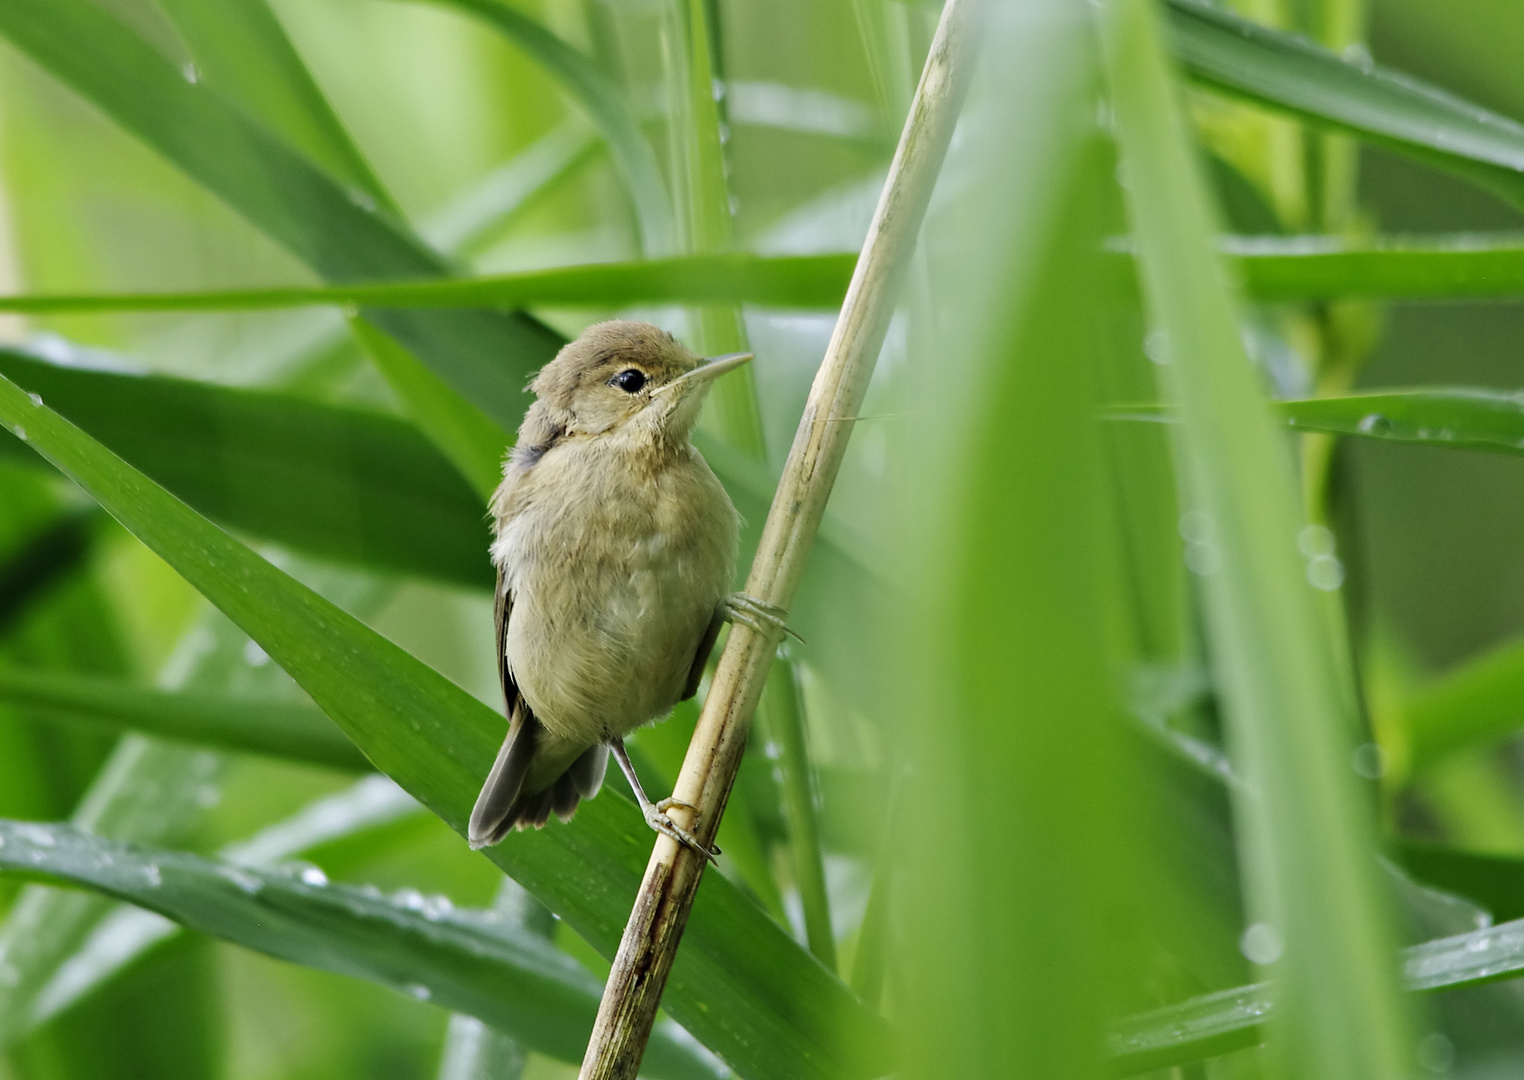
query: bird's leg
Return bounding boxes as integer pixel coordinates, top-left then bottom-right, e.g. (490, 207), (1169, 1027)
(609, 739), (719, 863)
(721, 592), (803, 643)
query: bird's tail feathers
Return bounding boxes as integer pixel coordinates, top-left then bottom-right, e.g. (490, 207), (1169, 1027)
(469, 717), (608, 849)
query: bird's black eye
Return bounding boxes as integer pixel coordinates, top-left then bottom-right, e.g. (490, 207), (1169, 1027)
(612, 368), (647, 394)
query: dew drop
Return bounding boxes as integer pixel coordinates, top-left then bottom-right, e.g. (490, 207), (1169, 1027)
(300, 865), (329, 887)
(26, 393), (41, 407)
(13, 426), (25, 442)
(219, 866), (263, 895)
(1306, 553), (1345, 591)
(1240, 922), (1283, 965)
(17, 824), (55, 847)
(1351, 742), (1385, 780)
(1297, 524), (1336, 558)
(1418, 1032), (1454, 1073)
(181, 61), (200, 84)
(405, 983), (432, 1001)
(1185, 542), (1221, 577)
(143, 864), (163, 888)
(1178, 510), (1214, 544)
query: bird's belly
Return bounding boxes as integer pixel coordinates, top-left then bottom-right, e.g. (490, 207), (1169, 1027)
(503, 521), (726, 744)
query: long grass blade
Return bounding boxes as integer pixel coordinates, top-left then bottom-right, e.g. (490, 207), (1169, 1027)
(1279, 389), (1524, 457)
(1231, 234), (1524, 301)
(760, 654), (834, 971)
(1120, 388), (1524, 461)
(0, 254), (855, 314)
(1112, 913), (1524, 1074)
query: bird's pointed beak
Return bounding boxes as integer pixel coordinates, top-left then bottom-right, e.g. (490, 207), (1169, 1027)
(652, 352), (753, 397)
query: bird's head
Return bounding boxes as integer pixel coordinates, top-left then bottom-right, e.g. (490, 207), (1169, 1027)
(516, 320), (751, 456)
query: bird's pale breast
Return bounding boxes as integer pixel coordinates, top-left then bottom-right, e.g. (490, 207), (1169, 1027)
(492, 435), (738, 746)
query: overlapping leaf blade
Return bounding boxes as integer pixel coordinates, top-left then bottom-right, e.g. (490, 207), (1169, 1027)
(0, 0), (562, 430)
(0, 350), (492, 588)
(417, 0), (673, 253)
(1105, 2), (1415, 1078)
(1165, 0), (1524, 208)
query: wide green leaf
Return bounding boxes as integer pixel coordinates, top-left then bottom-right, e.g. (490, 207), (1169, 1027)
(1111, 913), (1524, 1074)
(1165, 0), (1524, 209)
(0, 820), (717, 1080)
(15, 775), (426, 1037)
(0, 254), (856, 314)
(0, 666), (364, 772)
(0, 574), (397, 1048)
(0, 349), (493, 589)
(0, 0), (562, 431)
(1105, 2), (1415, 1077)
(0, 355), (888, 1079)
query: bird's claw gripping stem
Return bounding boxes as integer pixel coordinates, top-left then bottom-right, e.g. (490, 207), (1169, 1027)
(722, 593), (804, 643)
(643, 805), (720, 864)
(610, 739), (720, 863)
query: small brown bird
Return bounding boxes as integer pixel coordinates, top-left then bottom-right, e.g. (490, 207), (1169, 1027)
(468, 320), (783, 855)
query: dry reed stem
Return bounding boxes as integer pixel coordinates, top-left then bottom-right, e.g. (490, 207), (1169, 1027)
(577, 1), (982, 1075)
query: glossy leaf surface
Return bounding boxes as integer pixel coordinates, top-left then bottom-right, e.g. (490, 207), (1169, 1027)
(0, 820), (718, 1080)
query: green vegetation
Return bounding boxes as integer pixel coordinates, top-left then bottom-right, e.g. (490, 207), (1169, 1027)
(4, 0), (1524, 1077)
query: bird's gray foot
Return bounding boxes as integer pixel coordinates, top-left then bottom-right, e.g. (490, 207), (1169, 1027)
(610, 739), (719, 863)
(642, 803), (720, 864)
(722, 592), (803, 643)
